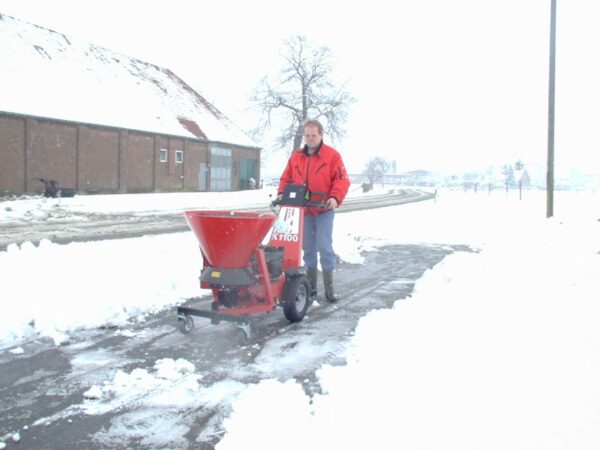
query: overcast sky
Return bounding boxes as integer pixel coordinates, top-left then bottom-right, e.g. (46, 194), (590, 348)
(1, 0), (599, 177)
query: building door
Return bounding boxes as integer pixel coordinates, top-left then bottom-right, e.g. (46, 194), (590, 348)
(239, 158), (257, 190)
(198, 163), (207, 191)
(210, 147), (232, 191)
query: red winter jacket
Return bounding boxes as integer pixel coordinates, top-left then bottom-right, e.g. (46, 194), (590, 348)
(278, 142), (350, 216)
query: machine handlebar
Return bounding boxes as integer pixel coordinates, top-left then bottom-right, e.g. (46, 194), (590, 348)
(270, 198), (328, 209)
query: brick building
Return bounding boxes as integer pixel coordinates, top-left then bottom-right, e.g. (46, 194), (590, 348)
(0, 14), (260, 195)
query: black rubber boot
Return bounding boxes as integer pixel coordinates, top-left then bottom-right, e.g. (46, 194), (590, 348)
(323, 270), (339, 302)
(306, 267), (318, 298)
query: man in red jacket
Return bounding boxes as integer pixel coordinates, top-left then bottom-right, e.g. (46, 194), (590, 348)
(277, 119), (350, 302)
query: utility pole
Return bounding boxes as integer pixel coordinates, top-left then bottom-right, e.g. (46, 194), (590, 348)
(546, 0), (557, 218)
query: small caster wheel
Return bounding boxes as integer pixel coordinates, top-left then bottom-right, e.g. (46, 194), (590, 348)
(178, 315), (194, 334)
(236, 325), (251, 346)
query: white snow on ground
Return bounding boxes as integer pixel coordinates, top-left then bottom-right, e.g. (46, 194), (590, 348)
(1, 186), (599, 448)
(0, 184), (386, 221)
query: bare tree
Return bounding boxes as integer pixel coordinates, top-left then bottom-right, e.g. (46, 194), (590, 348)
(502, 164), (516, 189)
(363, 157), (390, 188)
(251, 35), (354, 156)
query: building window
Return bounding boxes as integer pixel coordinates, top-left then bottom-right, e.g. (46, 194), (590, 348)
(175, 150), (184, 164)
(159, 148), (168, 162)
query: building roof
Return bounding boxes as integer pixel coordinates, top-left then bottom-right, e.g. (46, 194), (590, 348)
(0, 14), (257, 148)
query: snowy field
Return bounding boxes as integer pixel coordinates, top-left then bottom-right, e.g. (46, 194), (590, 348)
(1, 186), (599, 449)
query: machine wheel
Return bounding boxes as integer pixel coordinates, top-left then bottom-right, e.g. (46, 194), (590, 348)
(236, 327), (250, 346)
(178, 315), (194, 334)
(282, 275), (310, 323)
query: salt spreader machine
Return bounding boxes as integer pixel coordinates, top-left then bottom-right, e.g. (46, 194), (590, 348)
(176, 186), (323, 343)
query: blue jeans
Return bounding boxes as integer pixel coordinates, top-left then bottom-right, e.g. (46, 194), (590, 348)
(303, 210), (336, 271)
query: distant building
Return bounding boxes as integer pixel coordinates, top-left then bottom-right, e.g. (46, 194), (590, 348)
(0, 14), (260, 195)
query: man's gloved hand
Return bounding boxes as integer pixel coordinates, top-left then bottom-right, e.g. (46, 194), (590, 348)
(326, 198), (338, 209)
(271, 194), (283, 214)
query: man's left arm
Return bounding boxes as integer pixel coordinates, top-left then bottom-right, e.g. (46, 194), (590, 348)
(327, 155), (351, 208)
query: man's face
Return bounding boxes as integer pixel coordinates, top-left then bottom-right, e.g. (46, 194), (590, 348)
(303, 125), (322, 149)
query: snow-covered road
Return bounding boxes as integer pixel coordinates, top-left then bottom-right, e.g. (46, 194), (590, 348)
(0, 189), (432, 250)
(0, 242), (462, 449)
(3, 187), (598, 449)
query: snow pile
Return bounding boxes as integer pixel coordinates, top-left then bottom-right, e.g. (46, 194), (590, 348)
(0, 233), (201, 345)
(82, 358), (200, 413)
(218, 212), (600, 449)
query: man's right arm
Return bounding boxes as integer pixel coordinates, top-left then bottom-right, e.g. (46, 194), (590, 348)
(277, 158), (294, 198)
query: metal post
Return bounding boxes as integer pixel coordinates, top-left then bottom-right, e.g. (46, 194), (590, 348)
(546, 0), (557, 218)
